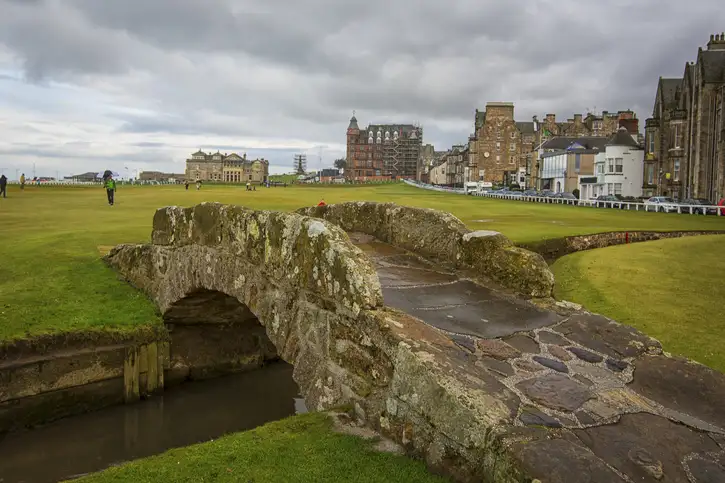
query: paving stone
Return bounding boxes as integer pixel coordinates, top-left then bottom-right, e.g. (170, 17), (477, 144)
(537, 331), (570, 346)
(581, 399), (621, 421)
(533, 356), (569, 373)
(448, 333), (476, 353)
(688, 458), (725, 483)
(709, 432), (725, 449)
(574, 374), (594, 387)
(568, 347), (604, 363)
(376, 265), (458, 288)
(576, 365), (618, 382)
(514, 360), (544, 373)
(575, 413), (720, 483)
(575, 411), (597, 425)
(516, 374), (593, 412)
(477, 357), (515, 377)
(548, 345), (572, 361)
(382, 280), (562, 339)
(629, 355), (725, 430)
(511, 438), (625, 483)
(557, 313), (661, 359)
(605, 358), (628, 372)
(504, 334), (540, 354)
(476, 339), (520, 361)
(519, 408), (562, 428)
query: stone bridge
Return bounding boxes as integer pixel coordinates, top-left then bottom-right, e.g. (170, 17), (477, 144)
(106, 202), (725, 483)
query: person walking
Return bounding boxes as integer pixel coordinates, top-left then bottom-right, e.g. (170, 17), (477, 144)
(0, 174), (7, 198)
(19, 173), (25, 191)
(104, 174), (116, 206)
(196, 179), (201, 190)
(184, 181), (189, 190)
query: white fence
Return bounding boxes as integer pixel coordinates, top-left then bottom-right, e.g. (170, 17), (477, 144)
(403, 180), (724, 216)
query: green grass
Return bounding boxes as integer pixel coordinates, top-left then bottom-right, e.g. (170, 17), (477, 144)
(552, 235), (725, 372)
(71, 412), (447, 483)
(1, 182), (724, 343)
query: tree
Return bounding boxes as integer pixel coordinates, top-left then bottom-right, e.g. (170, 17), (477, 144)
(333, 158), (347, 170)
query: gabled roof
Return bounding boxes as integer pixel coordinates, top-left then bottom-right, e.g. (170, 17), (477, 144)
(348, 114), (359, 131)
(192, 149), (206, 156)
(516, 122), (535, 135)
(606, 127), (641, 148)
(700, 50), (725, 83)
(657, 78), (682, 112)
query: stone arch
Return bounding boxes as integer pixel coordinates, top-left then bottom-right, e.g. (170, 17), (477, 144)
(105, 203), (389, 410)
(162, 289), (279, 384)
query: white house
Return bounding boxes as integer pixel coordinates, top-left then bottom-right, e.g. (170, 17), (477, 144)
(585, 127), (644, 199)
(429, 159), (449, 185)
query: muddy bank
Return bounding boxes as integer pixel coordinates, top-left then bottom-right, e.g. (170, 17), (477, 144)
(0, 296), (282, 433)
(520, 230), (725, 263)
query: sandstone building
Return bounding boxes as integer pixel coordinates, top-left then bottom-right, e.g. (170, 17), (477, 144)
(643, 34), (725, 200)
(185, 150), (270, 184)
(470, 103), (639, 187)
(346, 114), (422, 181)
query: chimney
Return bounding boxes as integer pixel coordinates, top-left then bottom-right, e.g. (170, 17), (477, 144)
(707, 32), (725, 50)
(619, 118), (639, 134)
(574, 114), (582, 123)
(546, 113), (555, 123)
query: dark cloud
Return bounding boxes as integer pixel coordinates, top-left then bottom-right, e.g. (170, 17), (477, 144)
(0, 0), (724, 175)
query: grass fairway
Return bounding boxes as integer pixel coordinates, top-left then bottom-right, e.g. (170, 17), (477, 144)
(552, 235), (725, 372)
(1, 182), (724, 343)
(72, 412), (447, 483)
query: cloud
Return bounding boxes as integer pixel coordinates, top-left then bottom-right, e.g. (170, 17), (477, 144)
(0, 0), (724, 177)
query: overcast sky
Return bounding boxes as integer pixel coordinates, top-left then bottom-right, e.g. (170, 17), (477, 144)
(1, 0), (723, 178)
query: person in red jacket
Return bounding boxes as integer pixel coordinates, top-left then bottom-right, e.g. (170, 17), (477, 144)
(317, 199), (327, 207)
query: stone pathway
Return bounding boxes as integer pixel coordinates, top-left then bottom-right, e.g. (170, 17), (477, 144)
(350, 232), (725, 483)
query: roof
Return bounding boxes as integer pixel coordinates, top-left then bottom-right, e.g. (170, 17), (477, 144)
(192, 149), (206, 156)
(606, 127), (641, 148)
(475, 110), (486, 130)
(347, 114), (359, 131)
(541, 136), (608, 151)
(700, 50), (725, 83)
(516, 122), (535, 135)
(658, 78), (682, 110)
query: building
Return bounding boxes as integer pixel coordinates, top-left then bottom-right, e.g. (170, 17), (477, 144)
(643, 34), (725, 201)
(139, 171), (186, 183)
(428, 158), (449, 185)
(539, 137), (605, 193)
(65, 172), (99, 182)
(538, 111), (637, 139)
(185, 150), (269, 184)
(585, 127), (644, 200)
(470, 103), (524, 185)
(418, 144), (437, 183)
(346, 114), (423, 181)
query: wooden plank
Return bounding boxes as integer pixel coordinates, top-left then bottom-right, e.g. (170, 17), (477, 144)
(123, 346), (140, 403)
(146, 343), (159, 394)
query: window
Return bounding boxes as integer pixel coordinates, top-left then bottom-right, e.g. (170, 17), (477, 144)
(597, 163), (604, 174)
(646, 165), (655, 184)
(615, 158), (623, 173)
(575, 154), (581, 173)
(607, 183), (613, 195)
(496, 155), (501, 162)
(614, 183), (622, 196)
(509, 143), (516, 152)
(511, 132), (516, 139)
(607, 158), (614, 173)
(248, 175), (252, 181)
(674, 159), (680, 181)
(671, 123), (683, 149)
(509, 156), (514, 164)
(496, 142), (501, 151)
(647, 130), (655, 154)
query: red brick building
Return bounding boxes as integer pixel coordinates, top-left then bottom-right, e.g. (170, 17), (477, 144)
(346, 114), (422, 181)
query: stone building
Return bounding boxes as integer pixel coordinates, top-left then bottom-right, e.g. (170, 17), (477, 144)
(643, 34), (725, 201)
(346, 114), (423, 181)
(471, 103), (525, 185)
(185, 150), (269, 184)
(139, 171), (186, 183)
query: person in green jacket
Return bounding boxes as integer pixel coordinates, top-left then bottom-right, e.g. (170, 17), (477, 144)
(104, 175), (116, 206)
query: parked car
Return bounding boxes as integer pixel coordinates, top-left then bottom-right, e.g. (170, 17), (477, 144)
(645, 196), (679, 213)
(595, 195), (622, 209)
(678, 198), (718, 215)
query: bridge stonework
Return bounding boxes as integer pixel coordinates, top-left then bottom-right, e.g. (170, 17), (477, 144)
(106, 202), (725, 483)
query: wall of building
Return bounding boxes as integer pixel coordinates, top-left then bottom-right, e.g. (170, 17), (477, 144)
(474, 103), (522, 184)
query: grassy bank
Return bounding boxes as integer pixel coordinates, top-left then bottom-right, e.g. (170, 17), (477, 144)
(1, 183), (724, 343)
(552, 235), (725, 372)
(72, 412), (447, 483)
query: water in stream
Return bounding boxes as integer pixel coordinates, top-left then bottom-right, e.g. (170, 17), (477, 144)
(0, 362), (305, 483)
